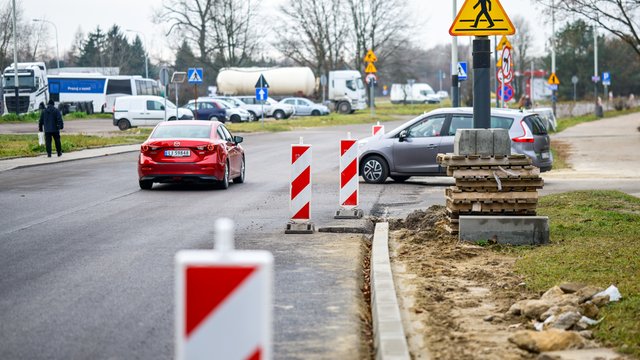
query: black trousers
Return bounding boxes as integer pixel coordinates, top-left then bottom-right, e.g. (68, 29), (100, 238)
(45, 132), (62, 156)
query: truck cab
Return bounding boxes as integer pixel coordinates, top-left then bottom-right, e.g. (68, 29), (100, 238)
(2, 62), (48, 114)
(328, 70), (367, 114)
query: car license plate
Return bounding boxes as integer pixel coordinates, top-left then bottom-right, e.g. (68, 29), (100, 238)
(165, 149), (190, 157)
(541, 151), (550, 159)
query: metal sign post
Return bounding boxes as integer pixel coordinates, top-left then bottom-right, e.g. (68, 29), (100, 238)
(160, 67), (170, 120)
(450, 0), (516, 128)
(171, 71), (187, 120)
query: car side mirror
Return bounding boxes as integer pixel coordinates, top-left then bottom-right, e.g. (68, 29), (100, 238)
(234, 136), (243, 144)
(399, 130), (408, 142)
(160, 105), (165, 111)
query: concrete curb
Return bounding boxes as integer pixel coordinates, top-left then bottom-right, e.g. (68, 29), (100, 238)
(0, 144), (139, 173)
(371, 222), (410, 360)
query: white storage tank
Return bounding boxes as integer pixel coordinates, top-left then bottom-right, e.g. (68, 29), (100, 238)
(216, 67), (316, 97)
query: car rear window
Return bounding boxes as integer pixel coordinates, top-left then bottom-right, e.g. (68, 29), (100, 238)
(524, 115), (548, 135)
(151, 125), (211, 139)
(447, 115), (514, 136)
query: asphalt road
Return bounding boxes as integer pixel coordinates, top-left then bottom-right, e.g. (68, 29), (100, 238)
(1, 113), (638, 359)
(1, 120), (440, 359)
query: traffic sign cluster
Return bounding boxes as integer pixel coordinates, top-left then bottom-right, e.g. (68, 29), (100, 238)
(496, 36), (514, 103)
(364, 49), (378, 85)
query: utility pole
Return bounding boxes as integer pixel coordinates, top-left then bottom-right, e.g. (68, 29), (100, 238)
(494, 36), (500, 108)
(451, 0), (460, 107)
(551, 0), (557, 116)
(473, 36), (491, 128)
(12, 0), (19, 114)
(593, 24), (600, 116)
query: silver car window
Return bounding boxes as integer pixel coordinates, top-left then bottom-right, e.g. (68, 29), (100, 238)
(448, 115), (473, 136)
(407, 116), (446, 138)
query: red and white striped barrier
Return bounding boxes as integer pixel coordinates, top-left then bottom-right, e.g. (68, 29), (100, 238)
(286, 138), (314, 233)
(335, 134), (364, 219)
(175, 219), (273, 360)
(372, 122), (385, 136)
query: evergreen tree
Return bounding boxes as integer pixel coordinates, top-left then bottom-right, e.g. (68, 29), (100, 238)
(126, 36), (146, 76)
(174, 40), (195, 73)
(78, 27), (106, 67)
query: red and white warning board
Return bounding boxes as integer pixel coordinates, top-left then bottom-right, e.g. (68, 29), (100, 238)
(175, 250), (273, 360)
(372, 124), (385, 136)
(339, 139), (359, 209)
(290, 144), (312, 221)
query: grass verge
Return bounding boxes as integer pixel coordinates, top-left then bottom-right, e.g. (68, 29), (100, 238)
(555, 107), (640, 133)
(0, 132), (148, 158)
(0, 112), (112, 123)
(514, 190), (640, 357)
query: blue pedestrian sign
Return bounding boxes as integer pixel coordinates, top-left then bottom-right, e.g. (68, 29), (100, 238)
(256, 87), (268, 102)
(187, 68), (203, 84)
(458, 61), (468, 81)
(602, 72), (611, 86)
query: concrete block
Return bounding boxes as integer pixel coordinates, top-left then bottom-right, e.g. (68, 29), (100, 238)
(334, 208), (364, 219)
(459, 216), (549, 245)
(476, 129), (494, 156)
(284, 222), (315, 234)
(492, 129), (511, 156)
(454, 129), (476, 155)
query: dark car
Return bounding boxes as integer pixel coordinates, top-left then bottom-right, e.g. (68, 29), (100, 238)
(182, 100), (227, 122)
(138, 120), (245, 190)
(358, 107), (553, 184)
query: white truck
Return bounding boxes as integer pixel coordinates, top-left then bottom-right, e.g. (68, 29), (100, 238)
(390, 83), (441, 104)
(2, 62), (49, 114)
(216, 67), (367, 114)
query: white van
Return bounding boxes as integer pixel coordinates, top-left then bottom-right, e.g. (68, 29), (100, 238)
(390, 83), (441, 104)
(113, 95), (194, 131)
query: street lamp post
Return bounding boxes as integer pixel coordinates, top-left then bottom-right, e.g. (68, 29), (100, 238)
(33, 19), (59, 69)
(126, 29), (148, 78)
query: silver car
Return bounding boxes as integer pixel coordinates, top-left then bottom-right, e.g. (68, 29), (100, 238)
(358, 107), (553, 184)
(280, 97), (330, 116)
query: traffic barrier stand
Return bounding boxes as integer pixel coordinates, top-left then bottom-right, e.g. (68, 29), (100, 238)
(285, 137), (315, 234)
(175, 218), (273, 360)
(335, 133), (364, 219)
(372, 121), (385, 136)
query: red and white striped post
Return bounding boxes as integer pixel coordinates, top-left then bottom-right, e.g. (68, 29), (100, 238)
(335, 133), (364, 219)
(372, 121), (385, 136)
(175, 218), (273, 360)
(286, 137), (315, 234)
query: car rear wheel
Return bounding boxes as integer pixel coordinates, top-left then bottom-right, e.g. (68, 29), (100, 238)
(217, 161), (230, 189)
(361, 155), (389, 184)
(311, 110), (321, 116)
(233, 156), (245, 184)
(168, 117), (176, 121)
(139, 180), (153, 190)
(273, 110), (285, 120)
(230, 114), (241, 123)
(118, 119), (131, 131)
(391, 176), (410, 183)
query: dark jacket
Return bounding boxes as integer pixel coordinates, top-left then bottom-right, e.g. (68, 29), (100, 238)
(39, 105), (64, 133)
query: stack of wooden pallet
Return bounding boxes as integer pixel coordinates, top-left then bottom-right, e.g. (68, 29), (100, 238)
(437, 153), (544, 234)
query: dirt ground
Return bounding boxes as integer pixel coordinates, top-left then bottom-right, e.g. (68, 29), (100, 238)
(389, 206), (537, 360)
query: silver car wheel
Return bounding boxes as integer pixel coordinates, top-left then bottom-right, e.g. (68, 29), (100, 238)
(363, 159), (383, 182)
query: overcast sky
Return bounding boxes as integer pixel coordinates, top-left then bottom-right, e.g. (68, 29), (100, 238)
(22, 0), (550, 63)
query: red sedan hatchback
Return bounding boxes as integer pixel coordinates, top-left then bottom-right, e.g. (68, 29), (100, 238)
(138, 120), (245, 190)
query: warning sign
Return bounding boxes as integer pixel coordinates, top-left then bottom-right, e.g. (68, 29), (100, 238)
(450, 0), (516, 36)
(365, 62), (377, 73)
(497, 35), (512, 51)
(548, 73), (560, 85)
(364, 49), (378, 63)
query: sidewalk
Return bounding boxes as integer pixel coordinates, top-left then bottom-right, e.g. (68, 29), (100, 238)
(0, 144), (140, 173)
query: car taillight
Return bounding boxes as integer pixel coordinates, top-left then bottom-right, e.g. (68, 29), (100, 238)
(141, 145), (149, 152)
(512, 137), (534, 143)
(196, 144), (216, 152)
(512, 120), (534, 143)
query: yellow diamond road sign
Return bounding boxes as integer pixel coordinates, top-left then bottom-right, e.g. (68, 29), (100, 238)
(450, 0), (516, 36)
(365, 62), (377, 73)
(548, 73), (560, 85)
(364, 50), (378, 63)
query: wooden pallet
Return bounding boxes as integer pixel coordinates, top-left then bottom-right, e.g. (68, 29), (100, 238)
(446, 187), (539, 202)
(447, 210), (537, 219)
(446, 200), (538, 213)
(437, 153), (532, 167)
(452, 168), (541, 179)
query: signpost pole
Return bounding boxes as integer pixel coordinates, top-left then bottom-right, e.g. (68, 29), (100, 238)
(194, 84), (198, 120)
(370, 81), (375, 118)
(551, 0), (557, 116)
(175, 83), (179, 120)
(473, 36), (491, 129)
(494, 36), (500, 108)
(594, 24), (599, 116)
(451, 0), (460, 108)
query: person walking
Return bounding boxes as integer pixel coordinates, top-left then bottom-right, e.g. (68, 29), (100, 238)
(38, 99), (64, 157)
(472, 0), (494, 28)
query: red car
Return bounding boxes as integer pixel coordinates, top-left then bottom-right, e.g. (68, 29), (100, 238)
(138, 120), (245, 190)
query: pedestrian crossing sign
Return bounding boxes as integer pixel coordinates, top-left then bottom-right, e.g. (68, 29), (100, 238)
(449, 0), (515, 36)
(187, 68), (203, 84)
(365, 62), (377, 73)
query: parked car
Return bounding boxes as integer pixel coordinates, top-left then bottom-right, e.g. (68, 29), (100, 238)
(182, 99), (226, 122)
(212, 96), (262, 121)
(357, 107), (553, 183)
(113, 95), (193, 131)
(233, 96), (295, 120)
(137, 120), (245, 190)
(529, 107), (557, 131)
(280, 97), (330, 116)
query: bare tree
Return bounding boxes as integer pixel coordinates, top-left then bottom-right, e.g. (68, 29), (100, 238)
(347, 0), (410, 71)
(210, 0), (260, 68)
(274, 0), (349, 77)
(534, 0), (640, 59)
